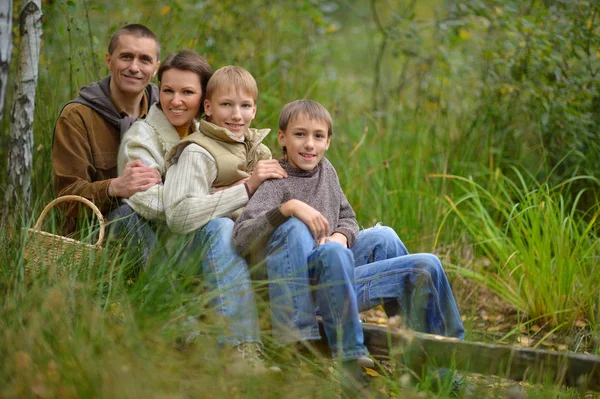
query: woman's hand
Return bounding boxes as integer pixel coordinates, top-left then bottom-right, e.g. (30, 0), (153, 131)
(246, 160), (287, 195)
(280, 199), (329, 239)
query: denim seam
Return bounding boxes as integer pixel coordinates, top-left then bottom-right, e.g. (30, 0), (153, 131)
(359, 268), (447, 334)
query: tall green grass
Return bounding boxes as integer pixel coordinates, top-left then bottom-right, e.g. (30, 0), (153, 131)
(434, 168), (600, 329)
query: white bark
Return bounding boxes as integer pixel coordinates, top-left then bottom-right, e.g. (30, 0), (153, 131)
(0, 0), (13, 124)
(5, 0), (42, 212)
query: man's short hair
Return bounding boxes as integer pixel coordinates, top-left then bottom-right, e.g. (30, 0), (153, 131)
(108, 24), (160, 60)
(206, 66), (258, 102)
(279, 100), (333, 137)
(158, 50), (213, 116)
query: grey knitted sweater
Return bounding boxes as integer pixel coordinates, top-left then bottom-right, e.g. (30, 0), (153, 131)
(232, 158), (358, 254)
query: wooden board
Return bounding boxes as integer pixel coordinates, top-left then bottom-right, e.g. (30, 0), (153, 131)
(361, 323), (600, 391)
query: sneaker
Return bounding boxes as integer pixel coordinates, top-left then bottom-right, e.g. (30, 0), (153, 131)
(229, 342), (281, 375)
(340, 359), (385, 399)
(356, 355), (375, 369)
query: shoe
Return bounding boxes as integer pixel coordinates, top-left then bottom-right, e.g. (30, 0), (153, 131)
(340, 359), (385, 399)
(356, 355), (374, 368)
(229, 342), (282, 375)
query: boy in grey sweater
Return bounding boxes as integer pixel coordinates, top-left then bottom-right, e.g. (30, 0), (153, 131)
(233, 100), (373, 395)
(234, 100), (465, 394)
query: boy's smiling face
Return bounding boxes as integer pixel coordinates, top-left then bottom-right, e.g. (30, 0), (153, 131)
(278, 113), (331, 171)
(204, 86), (256, 138)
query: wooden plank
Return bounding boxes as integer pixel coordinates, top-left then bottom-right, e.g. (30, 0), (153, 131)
(361, 323), (600, 391)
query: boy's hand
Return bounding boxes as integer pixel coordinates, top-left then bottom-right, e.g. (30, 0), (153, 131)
(280, 199), (329, 239)
(318, 232), (348, 248)
(109, 159), (161, 198)
(246, 160), (287, 195)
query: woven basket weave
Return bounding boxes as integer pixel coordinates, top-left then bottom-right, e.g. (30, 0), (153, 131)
(24, 195), (105, 276)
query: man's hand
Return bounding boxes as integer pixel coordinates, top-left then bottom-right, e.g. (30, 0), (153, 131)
(280, 199), (329, 240)
(108, 159), (161, 198)
(246, 160), (287, 195)
(319, 232), (348, 248)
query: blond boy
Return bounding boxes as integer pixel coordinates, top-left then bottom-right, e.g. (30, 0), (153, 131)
(163, 66), (286, 233)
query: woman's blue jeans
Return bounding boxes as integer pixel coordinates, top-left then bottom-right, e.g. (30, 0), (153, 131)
(266, 220), (465, 353)
(266, 218), (369, 361)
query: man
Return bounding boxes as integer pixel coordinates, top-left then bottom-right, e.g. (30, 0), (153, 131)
(52, 24), (162, 261)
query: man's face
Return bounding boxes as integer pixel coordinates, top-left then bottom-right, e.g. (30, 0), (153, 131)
(105, 34), (159, 97)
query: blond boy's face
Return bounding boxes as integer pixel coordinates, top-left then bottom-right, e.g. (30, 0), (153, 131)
(278, 113), (331, 171)
(204, 86), (256, 138)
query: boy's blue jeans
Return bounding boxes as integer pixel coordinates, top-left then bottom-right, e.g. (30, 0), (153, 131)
(352, 225), (464, 339)
(266, 218), (369, 361)
(184, 217), (262, 346)
(267, 220), (465, 352)
(107, 209), (261, 346)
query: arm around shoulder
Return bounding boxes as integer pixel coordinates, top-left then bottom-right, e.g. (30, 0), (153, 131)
(164, 144), (249, 234)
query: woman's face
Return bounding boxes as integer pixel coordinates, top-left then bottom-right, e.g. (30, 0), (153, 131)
(159, 68), (202, 136)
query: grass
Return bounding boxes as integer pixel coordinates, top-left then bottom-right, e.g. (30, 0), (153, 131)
(1, 0), (600, 397)
(433, 167), (600, 330)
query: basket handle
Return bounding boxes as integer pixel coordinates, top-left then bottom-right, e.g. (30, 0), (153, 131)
(33, 195), (105, 248)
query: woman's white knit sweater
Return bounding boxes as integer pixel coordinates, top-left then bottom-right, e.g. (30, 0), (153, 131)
(118, 104), (196, 221)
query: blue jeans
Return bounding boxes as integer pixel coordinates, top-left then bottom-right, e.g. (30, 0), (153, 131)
(352, 225), (465, 339)
(266, 218), (369, 361)
(183, 218), (261, 346)
(106, 203), (157, 266)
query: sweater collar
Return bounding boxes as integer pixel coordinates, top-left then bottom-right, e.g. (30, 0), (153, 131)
(279, 159), (322, 177)
(146, 104), (199, 152)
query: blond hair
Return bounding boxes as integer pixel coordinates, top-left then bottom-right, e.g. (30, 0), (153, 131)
(206, 66), (258, 101)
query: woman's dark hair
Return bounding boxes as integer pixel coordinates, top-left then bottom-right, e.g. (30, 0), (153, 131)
(158, 50), (213, 115)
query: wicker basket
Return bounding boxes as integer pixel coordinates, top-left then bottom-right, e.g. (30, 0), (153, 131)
(24, 195), (105, 276)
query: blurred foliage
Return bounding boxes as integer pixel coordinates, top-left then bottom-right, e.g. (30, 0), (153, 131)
(363, 0), (600, 208)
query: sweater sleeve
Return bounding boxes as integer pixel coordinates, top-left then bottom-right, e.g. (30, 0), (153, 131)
(164, 144), (249, 234)
(335, 187), (359, 248)
(327, 162), (358, 247)
(118, 121), (166, 221)
(52, 107), (115, 216)
(232, 179), (287, 255)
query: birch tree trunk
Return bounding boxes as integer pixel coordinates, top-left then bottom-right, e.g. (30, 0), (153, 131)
(5, 0), (42, 214)
(0, 1), (13, 124)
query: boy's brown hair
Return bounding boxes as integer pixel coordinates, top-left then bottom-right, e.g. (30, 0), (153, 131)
(206, 66), (258, 101)
(157, 50), (213, 116)
(278, 99), (333, 137)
